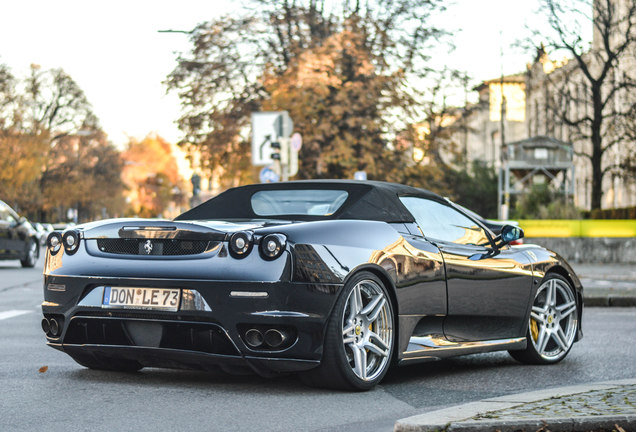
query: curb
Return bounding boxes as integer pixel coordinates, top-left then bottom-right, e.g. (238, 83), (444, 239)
(583, 295), (636, 307)
(394, 378), (636, 432)
(401, 415), (636, 432)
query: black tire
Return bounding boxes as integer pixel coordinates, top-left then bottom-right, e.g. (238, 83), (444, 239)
(72, 353), (143, 372)
(301, 271), (395, 391)
(509, 273), (579, 364)
(20, 238), (38, 268)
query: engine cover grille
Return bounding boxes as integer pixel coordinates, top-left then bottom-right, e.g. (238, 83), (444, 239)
(96, 238), (211, 256)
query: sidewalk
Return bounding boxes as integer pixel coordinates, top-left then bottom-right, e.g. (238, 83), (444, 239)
(394, 378), (636, 432)
(571, 263), (636, 307)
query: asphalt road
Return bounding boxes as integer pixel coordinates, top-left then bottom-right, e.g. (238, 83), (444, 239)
(1, 257), (635, 432)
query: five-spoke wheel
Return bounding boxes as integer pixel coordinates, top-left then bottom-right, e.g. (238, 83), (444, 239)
(510, 274), (579, 364)
(302, 271), (394, 390)
(341, 277), (393, 382)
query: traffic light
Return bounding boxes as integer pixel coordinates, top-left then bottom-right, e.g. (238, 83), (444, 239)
(270, 141), (281, 160)
(270, 139), (290, 165)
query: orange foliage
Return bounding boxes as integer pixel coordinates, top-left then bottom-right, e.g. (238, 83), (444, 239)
(122, 134), (187, 217)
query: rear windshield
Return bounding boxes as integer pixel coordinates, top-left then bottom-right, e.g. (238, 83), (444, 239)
(251, 190), (349, 216)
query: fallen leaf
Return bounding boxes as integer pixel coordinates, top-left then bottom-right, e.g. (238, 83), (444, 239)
(38, 366), (48, 373)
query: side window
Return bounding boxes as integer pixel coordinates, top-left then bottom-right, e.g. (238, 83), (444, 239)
(400, 197), (490, 246)
(0, 205), (11, 223)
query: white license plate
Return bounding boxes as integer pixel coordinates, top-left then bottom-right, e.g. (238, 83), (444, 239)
(102, 286), (181, 311)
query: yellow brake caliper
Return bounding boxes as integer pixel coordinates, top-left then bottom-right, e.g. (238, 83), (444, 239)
(366, 323), (373, 352)
(530, 318), (539, 342)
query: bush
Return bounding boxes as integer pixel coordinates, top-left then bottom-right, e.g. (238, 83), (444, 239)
(511, 184), (582, 219)
(446, 161), (499, 219)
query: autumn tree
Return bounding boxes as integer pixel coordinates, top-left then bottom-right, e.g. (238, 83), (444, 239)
(0, 63), (16, 128)
(530, 0), (635, 209)
(263, 23), (409, 178)
(166, 0), (447, 184)
(40, 130), (126, 221)
(0, 64), (47, 208)
(0, 64), (125, 221)
(122, 134), (187, 218)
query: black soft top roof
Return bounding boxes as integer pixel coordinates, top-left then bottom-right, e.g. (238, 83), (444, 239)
(175, 180), (441, 223)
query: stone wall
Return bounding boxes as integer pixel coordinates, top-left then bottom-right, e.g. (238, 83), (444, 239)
(524, 237), (636, 263)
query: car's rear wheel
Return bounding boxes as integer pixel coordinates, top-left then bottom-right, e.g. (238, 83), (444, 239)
(302, 271), (394, 391)
(509, 273), (578, 364)
(20, 239), (38, 268)
(72, 354), (143, 372)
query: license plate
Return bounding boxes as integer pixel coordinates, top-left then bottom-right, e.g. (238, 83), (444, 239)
(102, 286), (181, 311)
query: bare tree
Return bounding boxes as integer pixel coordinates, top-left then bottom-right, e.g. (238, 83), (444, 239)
(529, 0), (635, 209)
(22, 64), (96, 137)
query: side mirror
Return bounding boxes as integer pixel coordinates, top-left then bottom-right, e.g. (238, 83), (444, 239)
(19, 216), (28, 225)
(500, 225), (524, 244)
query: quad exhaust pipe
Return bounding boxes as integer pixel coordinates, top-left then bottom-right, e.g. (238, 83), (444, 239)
(244, 328), (289, 349)
(244, 329), (264, 347)
(41, 316), (61, 337)
(41, 318), (50, 334)
(264, 329), (286, 348)
(49, 318), (59, 336)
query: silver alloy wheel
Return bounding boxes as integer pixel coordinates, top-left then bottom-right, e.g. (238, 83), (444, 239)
(529, 277), (578, 361)
(341, 279), (393, 381)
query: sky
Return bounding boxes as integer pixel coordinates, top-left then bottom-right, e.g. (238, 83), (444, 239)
(0, 0), (555, 147)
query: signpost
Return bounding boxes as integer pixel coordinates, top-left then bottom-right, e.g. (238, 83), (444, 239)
(252, 111), (299, 182)
(251, 112), (293, 166)
(354, 171), (367, 181)
(259, 166), (280, 183)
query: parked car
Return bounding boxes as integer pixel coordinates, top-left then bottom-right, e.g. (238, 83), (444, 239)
(33, 222), (54, 247)
(0, 200), (40, 267)
(42, 181), (582, 390)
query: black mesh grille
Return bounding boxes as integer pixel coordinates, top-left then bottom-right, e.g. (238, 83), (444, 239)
(96, 238), (211, 256)
(64, 316), (240, 356)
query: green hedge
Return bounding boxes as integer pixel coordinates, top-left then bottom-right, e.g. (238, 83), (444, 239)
(584, 206), (636, 219)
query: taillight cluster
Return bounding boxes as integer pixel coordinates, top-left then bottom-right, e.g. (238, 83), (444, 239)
(228, 231), (287, 260)
(46, 230), (81, 255)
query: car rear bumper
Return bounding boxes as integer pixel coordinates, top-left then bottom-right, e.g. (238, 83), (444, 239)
(42, 274), (342, 375)
(49, 342), (320, 375)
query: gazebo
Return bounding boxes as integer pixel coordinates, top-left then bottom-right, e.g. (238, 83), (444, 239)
(498, 135), (575, 219)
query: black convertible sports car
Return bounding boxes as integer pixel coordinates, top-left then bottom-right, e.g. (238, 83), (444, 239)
(42, 181), (583, 390)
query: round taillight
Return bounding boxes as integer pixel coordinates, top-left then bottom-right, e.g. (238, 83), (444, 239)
(259, 234), (286, 260)
(62, 230), (80, 255)
(229, 231), (253, 258)
(46, 232), (62, 255)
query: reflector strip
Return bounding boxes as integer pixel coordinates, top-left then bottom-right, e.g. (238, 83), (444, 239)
(230, 291), (269, 298)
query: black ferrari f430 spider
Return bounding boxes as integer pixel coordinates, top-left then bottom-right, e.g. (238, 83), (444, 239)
(42, 181), (582, 390)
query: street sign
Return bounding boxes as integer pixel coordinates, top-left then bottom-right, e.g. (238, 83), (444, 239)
(291, 132), (302, 151)
(259, 166), (280, 183)
(354, 171), (367, 181)
(251, 112), (293, 166)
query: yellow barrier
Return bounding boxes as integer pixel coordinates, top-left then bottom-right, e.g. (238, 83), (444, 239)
(517, 220), (636, 238)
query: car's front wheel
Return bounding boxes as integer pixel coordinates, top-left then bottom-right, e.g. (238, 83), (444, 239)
(509, 273), (579, 364)
(20, 239), (38, 268)
(302, 271), (395, 391)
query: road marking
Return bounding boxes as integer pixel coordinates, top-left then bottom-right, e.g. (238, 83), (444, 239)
(0, 310), (32, 320)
